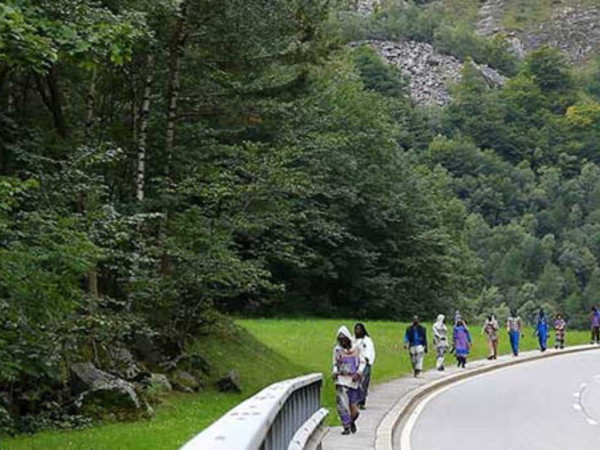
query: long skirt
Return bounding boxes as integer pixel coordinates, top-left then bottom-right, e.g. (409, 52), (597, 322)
(409, 345), (425, 371)
(435, 343), (447, 370)
(358, 364), (372, 406)
(336, 385), (360, 428)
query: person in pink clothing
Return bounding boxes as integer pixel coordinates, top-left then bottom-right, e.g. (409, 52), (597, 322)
(332, 326), (366, 435)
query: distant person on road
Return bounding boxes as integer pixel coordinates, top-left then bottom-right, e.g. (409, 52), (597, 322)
(404, 316), (427, 377)
(332, 325), (365, 435)
(453, 319), (472, 368)
(535, 309), (549, 352)
(482, 313), (499, 360)
(554, 313), (566, 349)
(507, 310), (523, 356)
(591, 307), (600, 345)
(354, 323), (375, 410)
(432, 314), (448, 371)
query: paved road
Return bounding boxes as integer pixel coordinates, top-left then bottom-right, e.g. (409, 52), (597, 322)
(405, 350), (600, 450)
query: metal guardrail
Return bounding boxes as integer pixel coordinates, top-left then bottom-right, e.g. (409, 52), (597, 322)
(181, 373), (327, 450)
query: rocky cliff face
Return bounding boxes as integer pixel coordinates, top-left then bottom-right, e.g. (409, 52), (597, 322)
(351, 0), (600, 105)
(351, 0), (384, 15)
(358, 40), (506, 106)
(477, 1), (600, 64)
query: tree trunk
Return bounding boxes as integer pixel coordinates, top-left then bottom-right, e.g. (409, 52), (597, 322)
(159, 2), (188, 275)
(0, 65), (10, 101)
(88, 269), (99, 297)
(85, 67), (97, 140)
(36, 66), (67, 138)
(165, 1), (188, 176)
(46, 66), (67, 138)
(136, 53), (154, 202)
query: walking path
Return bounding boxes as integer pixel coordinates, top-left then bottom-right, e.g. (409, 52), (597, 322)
(322, 347), (597, 450)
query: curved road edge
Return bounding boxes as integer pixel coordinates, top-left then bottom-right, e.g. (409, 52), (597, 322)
(375, 344), (600, 450)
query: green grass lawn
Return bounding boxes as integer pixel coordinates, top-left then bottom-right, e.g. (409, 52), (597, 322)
(2, 318), (591, 449)
(238, 318), (591, 424)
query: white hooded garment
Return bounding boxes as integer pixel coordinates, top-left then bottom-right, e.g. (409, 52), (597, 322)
(433, 314), (448, 347)
(332, 326), (366, 389)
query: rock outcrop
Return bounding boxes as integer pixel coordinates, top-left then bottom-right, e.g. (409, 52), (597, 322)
(215, 370), (242, 393)
(477, 1), (600, 64)
(356, 40), (506, 105)
(70, 363), (150, 419)
(351, 0), (385, 15)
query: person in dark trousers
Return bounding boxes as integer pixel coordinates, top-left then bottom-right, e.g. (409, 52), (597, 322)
(404, 316), (427, 377)
(591, 306), (600, 345)
(535, 309), (549, 352)
(354, 323), (375, 410)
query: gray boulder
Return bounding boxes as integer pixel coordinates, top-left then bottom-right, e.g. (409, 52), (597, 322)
(70, 363), (150, 419)
(108, 346), (142, 380)
(149, 373), (172, 392)
(215, 371), (242, 393)
(170, 370), (201, 393)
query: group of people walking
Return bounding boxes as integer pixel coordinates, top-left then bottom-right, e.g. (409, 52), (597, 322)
(404, 314), (473, 375)
(332, 307), (600, 435)
(332, 323), (375, 435)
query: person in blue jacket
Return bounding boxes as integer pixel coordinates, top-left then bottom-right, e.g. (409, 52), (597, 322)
(535, 309), (549, 352)
(404, 316), (427, 377)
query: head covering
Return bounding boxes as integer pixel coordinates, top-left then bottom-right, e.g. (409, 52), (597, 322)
(336, 326), (354, 347)
(433, 314), (446, 334)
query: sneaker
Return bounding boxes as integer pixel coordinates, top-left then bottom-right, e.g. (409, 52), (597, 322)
(350, 422), (357, 434)
(342, 428), (351, 435)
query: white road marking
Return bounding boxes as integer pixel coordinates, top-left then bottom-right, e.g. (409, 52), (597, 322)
(586, 418), (598, 426)
(573, 392), (580, 398)
(400, 353), (600, 450)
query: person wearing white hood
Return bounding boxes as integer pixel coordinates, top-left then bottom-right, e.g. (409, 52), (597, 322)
(332, 325), (366, 435)
(432, 315), (448, 371)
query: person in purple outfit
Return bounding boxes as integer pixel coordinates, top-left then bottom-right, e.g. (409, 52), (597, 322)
(591, 307), (600, 345)
(332, 326), (366, 435)
(453, 319), (472, 368)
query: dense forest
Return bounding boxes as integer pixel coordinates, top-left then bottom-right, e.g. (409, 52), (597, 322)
(2, 0), (600, 434)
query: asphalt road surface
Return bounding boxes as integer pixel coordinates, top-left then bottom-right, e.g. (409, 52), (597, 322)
(404, 349), (600, 450)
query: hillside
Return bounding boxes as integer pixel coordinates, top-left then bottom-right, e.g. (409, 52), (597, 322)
(347, 0), (600, 104)
(2, 0), (600, 439)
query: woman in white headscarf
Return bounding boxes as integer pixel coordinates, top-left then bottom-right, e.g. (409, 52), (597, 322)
(432, 315), (448, 371)
(332, 325), (366, 435)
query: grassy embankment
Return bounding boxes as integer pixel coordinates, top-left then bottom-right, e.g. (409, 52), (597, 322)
(2, 319), (592, 449)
